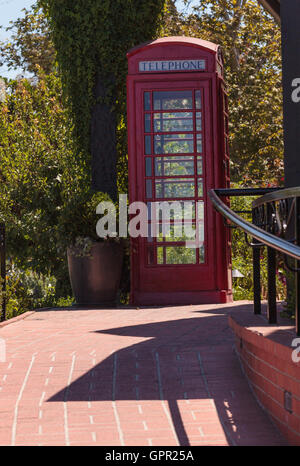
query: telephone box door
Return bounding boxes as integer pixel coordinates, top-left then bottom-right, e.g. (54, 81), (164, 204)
(131, 79), (218, 304)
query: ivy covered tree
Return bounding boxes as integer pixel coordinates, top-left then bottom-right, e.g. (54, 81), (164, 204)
(0, 1), (168, 309)
(39, 0), (166, 201)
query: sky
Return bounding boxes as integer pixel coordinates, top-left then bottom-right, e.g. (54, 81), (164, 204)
(0, 0), (197, 79)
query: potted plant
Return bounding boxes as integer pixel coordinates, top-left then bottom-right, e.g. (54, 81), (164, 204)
(58, 190), (125, 307)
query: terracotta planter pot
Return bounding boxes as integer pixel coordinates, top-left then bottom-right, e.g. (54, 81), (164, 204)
(67, 241), (124, 306)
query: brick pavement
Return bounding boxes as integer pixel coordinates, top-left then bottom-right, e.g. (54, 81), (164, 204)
(0, 302), (287, 446)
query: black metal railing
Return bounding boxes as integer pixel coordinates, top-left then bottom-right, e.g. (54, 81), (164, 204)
(0, 223), (6, 322)
(209, 187), (300, 336)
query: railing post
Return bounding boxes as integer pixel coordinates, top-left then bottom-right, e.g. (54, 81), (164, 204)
(0, 223), (5, 322)
(295, 197), (300, 336)
(209, 188), (300, 336)
(252, 243), (262, 314)
(252, 208), (261, 314)
(267, 246), (277, 324)
(266, 201), (277, 324)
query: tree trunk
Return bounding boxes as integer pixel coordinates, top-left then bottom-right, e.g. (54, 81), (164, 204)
(91, 74), (117, 201)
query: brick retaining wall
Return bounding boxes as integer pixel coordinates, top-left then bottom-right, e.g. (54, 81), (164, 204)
(229, 314), (300, 446)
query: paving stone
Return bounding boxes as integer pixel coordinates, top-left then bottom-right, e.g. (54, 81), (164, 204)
(0, 303), (287, 446)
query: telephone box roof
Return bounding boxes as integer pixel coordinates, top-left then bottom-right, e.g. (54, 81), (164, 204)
(127, 36), (220, 58)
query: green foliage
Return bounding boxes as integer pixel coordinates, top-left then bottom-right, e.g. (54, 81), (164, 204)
(0, 71), (98, 300)
(165, 0), (284, 185)
(56, 190), (114, 254)
(0, 70), (126, 302)
(161, 0), (185, 35)
(230, 187), (286, 301)
(54, 295), (74, 307)
(0, 1), (288, 315)
(282, 271), (296, 319)
(230, 202), (254, 300)
(0, 263), (56, 319)
(39, 0), (166, 196)
(0, 262), (76, 319)
(0, 3), (150, 314)
(0, 73), (72, 258)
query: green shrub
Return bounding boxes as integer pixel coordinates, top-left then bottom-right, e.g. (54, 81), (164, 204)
(0, 263), (57, 319)
(230, 190), (286, 302)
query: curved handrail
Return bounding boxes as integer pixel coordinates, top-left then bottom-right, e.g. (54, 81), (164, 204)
(208, 189), (300, 260)
(252, 186), (300, 209)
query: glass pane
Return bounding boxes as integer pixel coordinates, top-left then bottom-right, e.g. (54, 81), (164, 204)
(196, 112), (202, 131)
(144, 92), (151, 110)
(184, 204), (205, 258)
(197, 134), (202, 153)
(183, 201), (196, 220)
(155, 156), (194, 176)
(154, 134), (194, 154)
(155, 178), (195, 198)
(146, 179), (152, 198)
(147, 222), (153, 242)
(152, 222), (164, 241)
(145, 135), (151, 155)
(153, 90), (193, 110)
(157, 246), (164, 264)
(197, 156), (203, 175)
(195, 90), (202, 109)
(154, 112), (193, 132)
(151, 201), (195, 221)
(199, 246), (205, 263)
(157, 223), (197, 242)
(198, 220), (205, 243)
(193, 203), (205, 243)
(147, 202), (152, 220)
(165, 247), (196, 264)
(145, 114), (151, 133)
(145, 157), (152, 176)
(197, 201), (204, 220)
(198, 179), (203, 197)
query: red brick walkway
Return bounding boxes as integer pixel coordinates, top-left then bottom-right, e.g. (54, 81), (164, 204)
(0, 302), (286, 446)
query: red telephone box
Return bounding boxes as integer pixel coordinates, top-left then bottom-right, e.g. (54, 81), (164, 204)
(127, 37), (232, 306)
